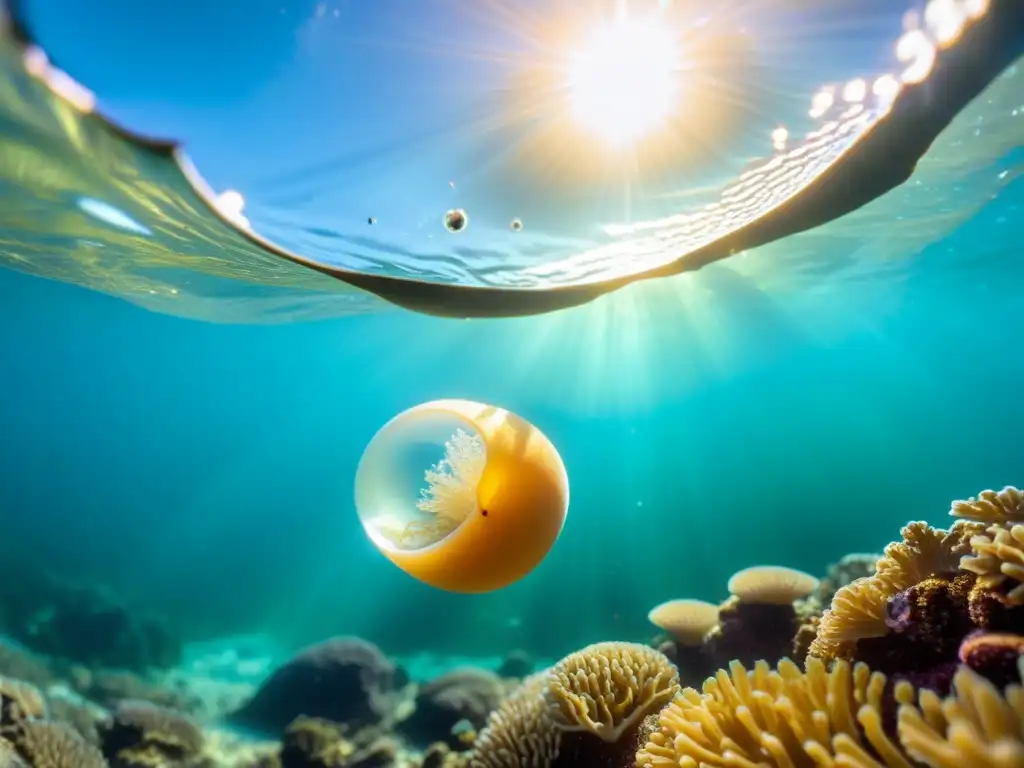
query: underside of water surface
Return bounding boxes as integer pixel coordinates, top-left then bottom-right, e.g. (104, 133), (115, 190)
(0, 0), (1021, 321)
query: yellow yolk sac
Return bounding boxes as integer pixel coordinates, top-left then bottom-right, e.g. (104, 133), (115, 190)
(354, 400), (569, 593)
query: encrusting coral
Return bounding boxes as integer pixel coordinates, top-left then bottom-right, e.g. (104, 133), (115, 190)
(97, 699), (205, 766)
(277, 716), (399, 768)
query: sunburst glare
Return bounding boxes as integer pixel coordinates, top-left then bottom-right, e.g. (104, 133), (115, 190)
(565, 14), (684, 149)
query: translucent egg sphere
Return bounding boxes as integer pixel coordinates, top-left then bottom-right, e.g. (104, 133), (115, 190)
(354, 399), (569, 593)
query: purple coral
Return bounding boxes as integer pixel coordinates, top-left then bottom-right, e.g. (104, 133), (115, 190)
(958, 630), (1024, 688)
(885, 590), (913, 634)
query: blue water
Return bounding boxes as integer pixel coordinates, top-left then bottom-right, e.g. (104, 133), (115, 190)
(1, 0), (1022, 669)
(1, 170), (1021, 661)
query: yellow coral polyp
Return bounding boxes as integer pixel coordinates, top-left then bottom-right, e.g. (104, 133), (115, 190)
(898, 663), (1024, 768)
(355, 399), (570, 593)
(635, 657), (916, 768)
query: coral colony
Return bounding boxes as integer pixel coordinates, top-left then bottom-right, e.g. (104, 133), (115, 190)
(1, 486), (1023, 766)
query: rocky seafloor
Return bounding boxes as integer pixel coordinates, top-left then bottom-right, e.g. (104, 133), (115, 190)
(2, 484), (1024, 767)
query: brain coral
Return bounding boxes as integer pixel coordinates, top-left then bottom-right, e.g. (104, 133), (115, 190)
(635, 656), (914, 768)
(545, 642), (679, 743)
(470, 672), (560, 768)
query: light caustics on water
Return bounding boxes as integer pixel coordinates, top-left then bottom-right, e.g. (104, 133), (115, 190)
(0, 0), (1020, 322)
(354, 400), (570, 594)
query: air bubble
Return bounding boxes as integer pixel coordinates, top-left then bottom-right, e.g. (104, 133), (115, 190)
(444, 208), (468, 233)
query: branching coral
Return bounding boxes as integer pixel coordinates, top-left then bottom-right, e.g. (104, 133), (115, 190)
(951, 486), (1024, 526)
(810, 522), (981, 662)
(898, 662), (1024, 768)
(952, 486), (1024, 605)
(545, 642), (679, 743)
(0, 677), (47, 724)
(962, 525), (1024, 604)
(875, 522), (981, 588)
(635, 656), (916, 768)
(2, 720), (107, 768)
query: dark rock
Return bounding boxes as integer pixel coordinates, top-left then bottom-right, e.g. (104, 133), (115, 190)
(398, 668), (504, 748)
(495, 651), (533, 679)
(229, 637), (396, 735)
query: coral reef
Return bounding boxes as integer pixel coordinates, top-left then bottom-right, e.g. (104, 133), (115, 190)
(953, 486), (1024, 603)
(544, 642), (677, 743)
(649, 565), (821, 684)
(0, 483), (1022, 768)
(817, 552), (882, 605)
(636, 656), (912, 767)
(803, 489), (1024, 697)
(0, 569), (181, 672)
(98, 700), (205, 766)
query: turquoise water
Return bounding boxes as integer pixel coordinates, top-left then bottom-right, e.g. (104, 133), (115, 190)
(0, 0), (1023, 730)
(2, 174), (1022, 660)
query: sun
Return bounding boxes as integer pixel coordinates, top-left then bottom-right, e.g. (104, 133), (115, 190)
(565, 15), (684, 149)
